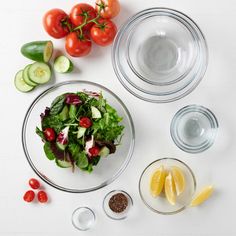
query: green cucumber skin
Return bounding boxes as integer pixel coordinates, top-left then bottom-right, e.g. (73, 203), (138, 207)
(56, 159), (72, 168)
(23, 64), (38, 87)
(21, 41), (53, 62)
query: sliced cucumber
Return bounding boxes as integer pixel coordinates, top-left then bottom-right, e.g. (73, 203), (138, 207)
(14, 70), (34, 93)
(99, 146), (110, 158)
(54, 55), (73, 73)
(23, 64), (38, 87)
(77, 127), (86, 139)
(56, 159), (72, 168)
(21, 41), (53, 63)
(28, 62), (51, 84)
(91, 106), (102, 119)
(56, 142), (67, 151)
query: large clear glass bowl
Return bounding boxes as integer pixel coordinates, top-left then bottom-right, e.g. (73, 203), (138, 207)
(112, 8), (208, 103)
(22, 81), (135, 193)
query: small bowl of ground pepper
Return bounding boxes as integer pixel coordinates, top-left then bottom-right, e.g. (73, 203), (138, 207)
(103, 190), (133, 220)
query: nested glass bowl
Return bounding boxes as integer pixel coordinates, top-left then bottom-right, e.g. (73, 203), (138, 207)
(139, 158), (196, 215)
(22, 81), (135, 193)
(112, 8), (208, 103)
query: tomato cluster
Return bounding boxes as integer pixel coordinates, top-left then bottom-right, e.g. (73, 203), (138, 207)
(43, 0), (120, 57)
(23, 178), (48, 203)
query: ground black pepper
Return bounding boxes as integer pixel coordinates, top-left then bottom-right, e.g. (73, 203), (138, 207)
(108, 193), (128, 213)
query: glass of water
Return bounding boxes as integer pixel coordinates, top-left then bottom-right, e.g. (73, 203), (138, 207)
(71, 207), (96, 231)
(170, 105), (218, 153)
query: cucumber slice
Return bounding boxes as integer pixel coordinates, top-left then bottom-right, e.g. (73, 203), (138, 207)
(21, 41), (53, 62)
(56, 142), (67, 151)
(28, 62), (51, 84)
(54, 56), (73, 73)
(91, 106), (102, 119)
(77, 127), (86, 139)
(99, 146), (110, 158)
(23, 64), (38, 87)
(55, 159), (72, 168)
(14, 70), (34, 92)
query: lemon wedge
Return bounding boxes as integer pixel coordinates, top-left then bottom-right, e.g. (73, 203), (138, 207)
(165, 172), (176, 205)
(171, 166), (185, 196)
(150, 165), (166, 197)
(190, 185), (214, 207)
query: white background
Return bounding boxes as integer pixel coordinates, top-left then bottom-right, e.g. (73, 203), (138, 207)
(1, 0), (236, 235)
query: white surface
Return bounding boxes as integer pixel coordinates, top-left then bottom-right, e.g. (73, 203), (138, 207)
(0, 0), (236, 235)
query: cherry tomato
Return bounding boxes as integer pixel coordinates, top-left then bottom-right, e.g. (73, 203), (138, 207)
(44, 128), (56, 142)
(95, 0), (120, 19)
(43, 8), (70, 39)
(23, 190), (35, 202)
(89, 146), (100, 157)
(29, 178), (40, 190)
(90, 19), (117, 46)
(79, 117), (92, 128)
(37, 191), (48, 203)
(70, 3), (97, 31)
(65, 32), (92, 57)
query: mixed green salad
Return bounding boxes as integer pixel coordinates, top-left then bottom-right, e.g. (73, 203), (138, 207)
(36, 91), (124, 173)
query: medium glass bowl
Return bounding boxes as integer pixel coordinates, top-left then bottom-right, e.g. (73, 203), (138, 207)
(170, 105), (218, 153)
(139, 158), (196, 215)
(112, 8), (208, 103)
(22, 81), (135, 193)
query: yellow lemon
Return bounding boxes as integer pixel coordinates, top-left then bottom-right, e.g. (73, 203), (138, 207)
(165, 172), (176, 205)
(150, 165), (166, 197)
(190, 186), (214, 207)
(171, 166), (186, 196)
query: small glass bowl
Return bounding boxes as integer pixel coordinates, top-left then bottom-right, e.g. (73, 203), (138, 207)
(112, 8), (208, 103)
(139, 158), (196, 215)
(103, 190), (133, 220)
(71, 207), (96, 231)
(171, 105), (218, 153)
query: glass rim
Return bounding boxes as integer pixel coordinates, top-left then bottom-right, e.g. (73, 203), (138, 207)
(22, 80), (135, 193)
(138, 157), (197, 215)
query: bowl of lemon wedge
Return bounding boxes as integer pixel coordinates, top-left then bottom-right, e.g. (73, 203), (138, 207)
(139, 158), (196, 214)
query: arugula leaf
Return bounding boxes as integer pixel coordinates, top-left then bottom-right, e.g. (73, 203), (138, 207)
(42, 115), (64, 134)
(50, 95), (65, 116)
(76, 151), (88, 169)
(43, 142), (56, 160)
(36, 127), (45, 141)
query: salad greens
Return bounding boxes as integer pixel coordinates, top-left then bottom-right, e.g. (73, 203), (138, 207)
(36, 91), (124, 173)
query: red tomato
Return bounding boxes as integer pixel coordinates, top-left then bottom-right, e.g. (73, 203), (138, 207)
(95, 0), (120, 19)
(37, 191), (48, 203)
(43, 9), (70, 39)
(23, 190), (35, 202)
(79, 117), (92, 128)
(65, 32), (92, 57)
(70, 3), (97, 31)
(89, 146), (100, 157)
(90, 19), (117, 46)
(29, 178), (40, 190)
(44, 128), (56, 142)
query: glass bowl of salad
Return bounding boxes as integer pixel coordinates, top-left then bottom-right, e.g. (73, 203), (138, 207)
(22, 81), (135, 193)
